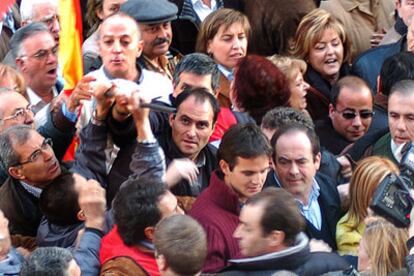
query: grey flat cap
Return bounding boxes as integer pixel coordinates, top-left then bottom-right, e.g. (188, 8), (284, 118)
(120, 0), (178, 25)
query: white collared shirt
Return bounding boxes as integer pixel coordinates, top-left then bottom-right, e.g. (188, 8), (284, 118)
(27, 86), (58, 114)
(191, 0), (217, 22)
(391, 139), (406, 163)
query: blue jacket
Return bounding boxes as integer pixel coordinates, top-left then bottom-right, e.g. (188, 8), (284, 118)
(351, 38), (404, 93)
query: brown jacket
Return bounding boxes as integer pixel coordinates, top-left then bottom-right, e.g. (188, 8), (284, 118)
(100, 257), (148, 276)
(217, 73), (231, 108)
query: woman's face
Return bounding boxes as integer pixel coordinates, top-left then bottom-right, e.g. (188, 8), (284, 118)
(97, 0), (127, 20)
(289, 68), (309, 111)
(207, 22), (247, 70)
(308, 28), (344, 83)
(358, 238), (372, 273)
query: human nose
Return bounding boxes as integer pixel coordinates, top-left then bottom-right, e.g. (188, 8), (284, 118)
(112, 40), (122, 52)
(397, 118), (407, 131)
(233, 224), (242, 239)
(289, 163), (300, 175)
(51, 18), (60, 35)
(352, 114), (362, 127)
(24, 109), (34, 124)
(186, 124), (197, 137)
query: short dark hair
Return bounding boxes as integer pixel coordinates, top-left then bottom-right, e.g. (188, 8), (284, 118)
(113, 178), (168, 246)
(40, 172), (80, 226)
(380, 52), (414, 96)
(0, 125), (33, 171)
(10, 22), (50, 58)
(218, 123), (272, 170)
(154, 215), (207, 275)
(247, 188), (305, 246)
(173, 53), (220, 91)
(233, 55), (291, 125)
(175, 87), (220, 124)
(330, 76), (372, 106)
(389, 79), (414, 98)
(260, 107), (314, 131)
(20, 247), (74, 276)
(271, 123), (320, 163)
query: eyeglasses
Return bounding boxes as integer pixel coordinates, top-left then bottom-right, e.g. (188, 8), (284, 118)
(20, 45), (59, 61)
(13, 138), (54, 166)
(335, 108), (375, 120)
(0, 105), (33, 122)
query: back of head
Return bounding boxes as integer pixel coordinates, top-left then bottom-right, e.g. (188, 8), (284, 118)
(247, 187), (305, 246)
(0, 125), (33, 173)
(20, 247), (74, 276)
(380, 52), (414, 96)
(330, 76), (372, 106)
(154, 215), (207, 275)
(268, 54), (307, 80)
(175, 87), (220, 124)
(347, 156), (399, 226)
(173, 53), (220, 91)
(10, 22), (49, 58)
(113, 178), (167, 246)
(218, 123), (272, 170)
(261, 107), (314, 132)
(233, 55), (291, 125)
(196, 8), (250, 53)
(39, 172), (80, 226)
(361, 216), (408, 276)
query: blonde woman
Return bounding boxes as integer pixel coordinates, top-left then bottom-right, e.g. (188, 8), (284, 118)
(292, 8), (352, 120)
(336, 156), (399, 256)
(358, 216), (408, 276)
(0, 63), (27, 98)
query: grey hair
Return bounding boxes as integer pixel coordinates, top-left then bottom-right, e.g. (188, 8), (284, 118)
(173, 53), (220, 91)
(10, 22), (50, 58)
(261, 107), (314, 131)
(390, 79), (414, 97)
(0, 125), (33, 170)
(20, 247), (74, 276)
(20, 0), (59, 22)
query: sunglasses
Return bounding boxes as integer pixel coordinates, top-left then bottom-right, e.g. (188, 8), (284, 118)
(335, 109), (375, 120)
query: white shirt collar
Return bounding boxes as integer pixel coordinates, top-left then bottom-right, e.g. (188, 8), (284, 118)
(27, 86), (58, 113)
(391, 139), (405, 163)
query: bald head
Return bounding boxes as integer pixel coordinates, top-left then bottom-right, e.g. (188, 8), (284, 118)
(99, 12), (141, 41)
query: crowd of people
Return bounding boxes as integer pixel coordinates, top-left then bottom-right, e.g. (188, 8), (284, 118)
(1, 0), (414, 275)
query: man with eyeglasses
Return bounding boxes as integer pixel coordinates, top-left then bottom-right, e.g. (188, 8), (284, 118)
(11, 22), (60, 113)
(315, 76), (374, 155)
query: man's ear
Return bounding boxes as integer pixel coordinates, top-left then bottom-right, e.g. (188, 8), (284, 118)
(77, 210), (86, 221)
(314, 152), (321, 170)
(328, 103), (335, 120)
(8, 166), (25, 181)
(268, 230), (285, 248)
(15, 57), (25, 72)
(144, 226), (155, 241)
(136, 40), (144, 58)
(219, 159), (230, 175)
(169, 113), (175, 127)
(377, 75), (382, 95)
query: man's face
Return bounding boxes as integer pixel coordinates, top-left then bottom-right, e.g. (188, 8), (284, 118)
(17, 32), (58, 91)
(9, 131), (60, 188)
(173, 72), (213, 97)
(99, 16), (143, 79)
(221, 156), (270, 203)
(158, 190), (184, 218)
(139, 22), (172, 60)
(97, 0), (127, 20)
(0, 93), (34, 132)
(234, 203), (273, 257)
(388, 91), (414, 145)
(396, 0), (414, 27)
(32, 3), (60, 44)
(274, 131), (320, 201)
(329, 86), (373, 142)
(169, 96), (215, 160)
(408, 17), (414, 52)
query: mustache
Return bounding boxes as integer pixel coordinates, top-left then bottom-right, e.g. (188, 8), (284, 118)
(152, 37), (170, 46)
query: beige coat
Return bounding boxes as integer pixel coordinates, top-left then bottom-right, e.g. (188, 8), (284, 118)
(321, 0), (394, 60)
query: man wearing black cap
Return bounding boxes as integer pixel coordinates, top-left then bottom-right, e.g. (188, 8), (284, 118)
(120, 0), (180, 80)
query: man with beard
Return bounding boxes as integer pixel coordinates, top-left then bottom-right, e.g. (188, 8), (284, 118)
(120, 0), (180, 80)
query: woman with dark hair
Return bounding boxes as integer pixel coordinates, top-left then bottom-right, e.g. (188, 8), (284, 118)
(292, 9), (352, 120)
(196, 8), (250, 108)
(82, 0), (126, 74)
(231, 55), (291, 125)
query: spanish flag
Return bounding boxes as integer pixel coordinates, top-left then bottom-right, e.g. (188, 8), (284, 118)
(58, 0), (83, 160)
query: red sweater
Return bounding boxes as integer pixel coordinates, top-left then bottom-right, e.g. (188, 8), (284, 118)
(189, 171), (242, 273)
(100, 225), (160, 276)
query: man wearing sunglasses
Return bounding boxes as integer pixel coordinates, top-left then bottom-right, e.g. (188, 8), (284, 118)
(315, 76), (374, 155)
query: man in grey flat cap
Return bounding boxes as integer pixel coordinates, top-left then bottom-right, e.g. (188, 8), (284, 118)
(120, 0), (181, 80)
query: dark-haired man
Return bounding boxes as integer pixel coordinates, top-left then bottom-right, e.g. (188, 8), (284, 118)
(272, 124), (341, 250)
(190, 123), (272, 273)
(220, 188), (349, 275)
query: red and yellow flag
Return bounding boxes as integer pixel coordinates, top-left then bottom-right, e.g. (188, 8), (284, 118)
(58, 0), (84, 160)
